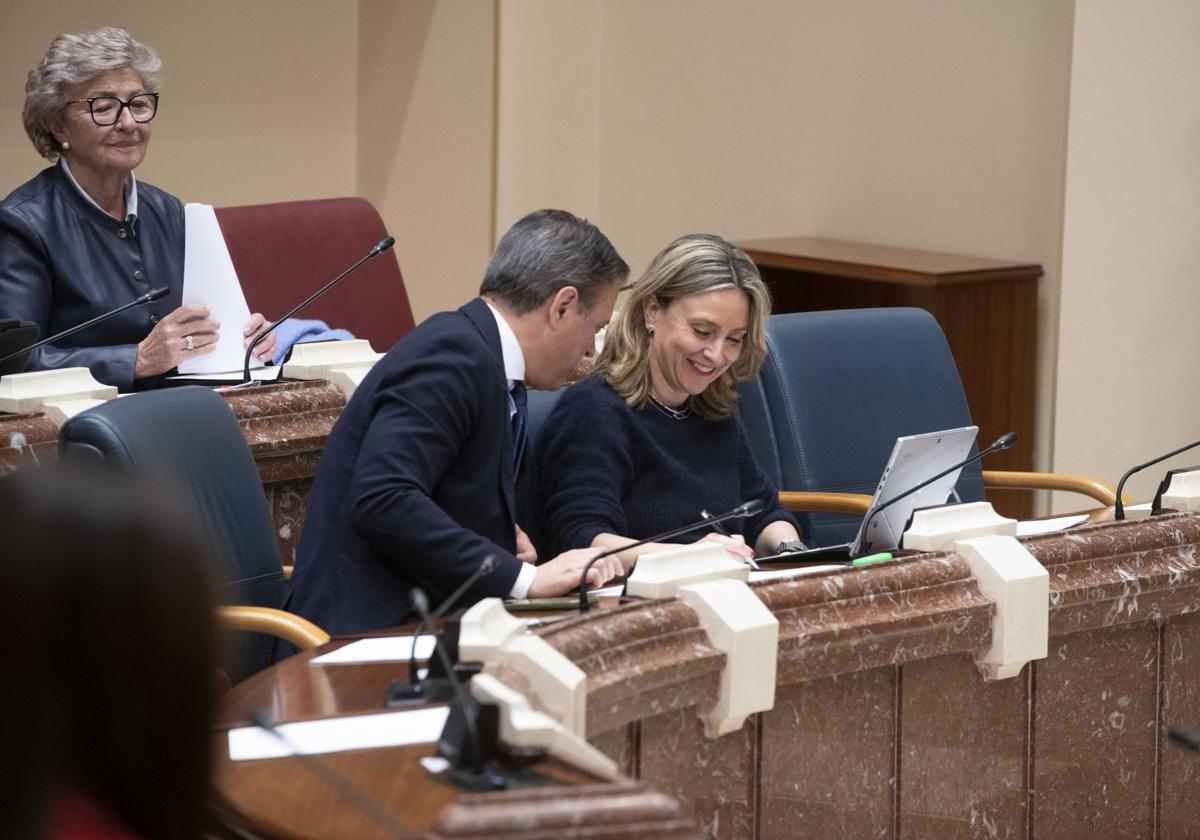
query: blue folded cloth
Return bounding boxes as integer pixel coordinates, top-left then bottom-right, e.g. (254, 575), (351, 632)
(271, 319), (355, 366)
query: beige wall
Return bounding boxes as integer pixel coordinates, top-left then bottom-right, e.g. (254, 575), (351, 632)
(8, 1), (1197, 510)
(358, 0), (496, 321)
(496, 0), (1074, 489)
(1054, 0), (1200, 508)
(0, 1), (357, 207)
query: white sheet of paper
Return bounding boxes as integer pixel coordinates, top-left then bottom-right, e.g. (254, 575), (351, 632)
(309, 635), (437, 665)
(167, 366), (282, 383)
(179, 203), (262, 374)
(750, 565), (847, 583)
(228, 706), (450, 761)
(589, 584), (626, 598)
(1016, 514), (1090, 537)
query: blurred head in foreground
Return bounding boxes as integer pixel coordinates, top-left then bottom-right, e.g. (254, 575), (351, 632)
(0, 463), (219, 840)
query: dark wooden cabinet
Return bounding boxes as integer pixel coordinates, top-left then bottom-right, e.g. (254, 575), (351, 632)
(737, 236), (1040, 519)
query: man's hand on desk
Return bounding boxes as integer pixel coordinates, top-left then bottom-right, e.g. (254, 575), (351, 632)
(528, 547), (622, 598)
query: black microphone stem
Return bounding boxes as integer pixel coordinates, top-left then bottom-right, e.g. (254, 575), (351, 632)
(405, 556), (496, 690)
(857, 432), (1017, 556)
(577, 499), (764, 612)
(411, 589), (483, 774)
(241, 236), (395, 382)
(1114, 438), (1200, 520)
(0, 286), (169, 366)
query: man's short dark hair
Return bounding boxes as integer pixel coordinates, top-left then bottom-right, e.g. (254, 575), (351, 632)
(479, 209), (628, 314)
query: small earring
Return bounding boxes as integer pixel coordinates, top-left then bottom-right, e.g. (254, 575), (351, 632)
(61, 141), (70, 150)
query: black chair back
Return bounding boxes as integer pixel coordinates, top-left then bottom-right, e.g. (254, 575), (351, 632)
(59, 387), (286, 678)
(742, 308), (985, 547)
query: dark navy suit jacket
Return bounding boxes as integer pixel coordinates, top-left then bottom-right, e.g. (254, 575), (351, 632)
(288, 297), (523, 635)
(0, 163), (184, 391)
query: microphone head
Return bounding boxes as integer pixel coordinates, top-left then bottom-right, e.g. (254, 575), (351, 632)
(146, 286), (169, 302)
(479, 555), (496, 575)
(410, 587), (430, 616)
(736, 499), (765, 517)
(993, 432), (1019, 451)
(372, 235), (396, 255)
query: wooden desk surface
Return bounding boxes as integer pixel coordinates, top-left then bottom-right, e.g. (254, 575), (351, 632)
(213, 637), (608, 839)
(736, 235), (1042, 287)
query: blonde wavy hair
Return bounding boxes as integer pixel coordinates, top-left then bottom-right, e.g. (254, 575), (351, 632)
(596, 233), (771, 421)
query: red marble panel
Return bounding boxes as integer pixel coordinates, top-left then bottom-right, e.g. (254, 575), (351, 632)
(592, 722), (639, 778)
(1160, 611), (1200, 836)
(1032, 622), (1158, 838)
(0, 411), (59, 475)
(638, 708), (756, 840)
(899, 653), (1029, 839)
(760, 666), (895, 839)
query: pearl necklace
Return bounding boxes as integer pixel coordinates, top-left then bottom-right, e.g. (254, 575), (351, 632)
(648, 392), (691, 420)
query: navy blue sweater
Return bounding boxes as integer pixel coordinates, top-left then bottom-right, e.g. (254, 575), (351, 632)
(537, 375), (798, 556)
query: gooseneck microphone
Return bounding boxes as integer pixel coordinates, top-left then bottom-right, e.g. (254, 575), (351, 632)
(0, 286), (169, 367)
(576, 499), (766, 612)
(1113, 438), (1200, 520)
(857, 432), (1018, 556)
(409, 587), (495, 785)
(393, 556), (497, 700)
(241, 235), (396, 382)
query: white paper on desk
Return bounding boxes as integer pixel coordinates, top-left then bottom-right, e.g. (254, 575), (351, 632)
(750, 565), (846, 583)
(168, 366), (282, 383)
(589, 584), (626, 598)
(178, 203), (262, 374)
(228, 706), (450, 761)
(309, 635), (437, 665)
(1016, 514), (1089, 538)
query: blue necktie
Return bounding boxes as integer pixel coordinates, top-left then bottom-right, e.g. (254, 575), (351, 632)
(510, 381), (527, 474)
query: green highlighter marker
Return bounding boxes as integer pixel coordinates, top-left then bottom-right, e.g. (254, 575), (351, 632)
(851, 552), (894, 567)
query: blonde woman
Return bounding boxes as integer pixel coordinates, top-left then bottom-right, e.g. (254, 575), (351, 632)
(538, 234), (803, 570)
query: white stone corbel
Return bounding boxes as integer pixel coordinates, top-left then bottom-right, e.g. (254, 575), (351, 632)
(492, 633), (588, 738)
(0, 368), (116, 422)
(469, 672), (618, 780)
(624, 542), (749, 600)
(281, 339), (382, 398)
(457, 597), (588, 738)
(1159, 469), (1200, 513)
(625, 543), (778, 738)
(458, 598), (526, 664)
(954, 534), (1049, 680)
(677, 578), (778, 737)
(901, 501), (1017, 553)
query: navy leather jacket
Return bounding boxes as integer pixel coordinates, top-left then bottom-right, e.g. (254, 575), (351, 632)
(0, 163), (184, 391)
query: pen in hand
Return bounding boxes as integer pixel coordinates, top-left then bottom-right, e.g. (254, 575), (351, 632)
(701, 509), (759, 570)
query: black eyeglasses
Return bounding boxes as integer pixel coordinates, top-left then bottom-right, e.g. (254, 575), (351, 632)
(66, 93), (159, 126)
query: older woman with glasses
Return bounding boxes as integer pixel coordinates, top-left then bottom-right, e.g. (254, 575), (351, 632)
(538, 233), (805, 571)
(0, 27), (274, 390)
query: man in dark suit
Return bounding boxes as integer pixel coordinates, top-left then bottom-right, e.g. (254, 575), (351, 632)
(288, 209), (628, 635)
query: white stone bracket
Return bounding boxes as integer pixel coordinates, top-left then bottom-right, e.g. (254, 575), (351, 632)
(458, 597), (526, 664)
(954, 534), (1049, 681)
(0, 367), (116, 422)
(470, 672), (619, 781)
(1160, 468), (1200, 513)
(902, 501), (1017, 553)
(281, 338), (381, 398)
(625, 542), (749, 600)
(458, 597), (587, 738)
(677, 578), (779, 737)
